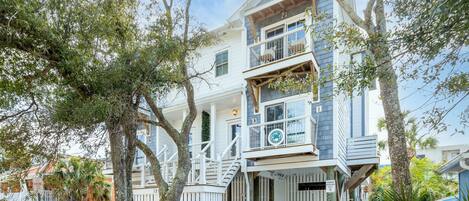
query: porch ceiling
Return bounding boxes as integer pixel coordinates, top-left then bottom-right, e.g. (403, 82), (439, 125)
(247, 0), (309, 23)
(246, 0), (311, 41)
(246, 61), (317, 112)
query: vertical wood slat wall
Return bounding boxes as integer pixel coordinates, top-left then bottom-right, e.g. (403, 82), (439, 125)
(133, 191), (223, 201)
(285, 171), (326, 201)
(132, 170), (331, 201)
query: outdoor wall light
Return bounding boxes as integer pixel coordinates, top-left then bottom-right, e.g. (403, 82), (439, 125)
(232, 109), (239, 117)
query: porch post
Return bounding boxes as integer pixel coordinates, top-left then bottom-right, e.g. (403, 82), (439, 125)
(210, 103), (216, 158)
(326, 166), (337, 201)
(244, 172), (254, 201)
(241, 86), (248, 153)
(305, 100), (312, 144)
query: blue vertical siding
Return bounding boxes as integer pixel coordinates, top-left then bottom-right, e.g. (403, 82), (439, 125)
(460, 170), (469, 199)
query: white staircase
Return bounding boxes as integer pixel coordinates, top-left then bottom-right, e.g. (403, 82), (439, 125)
(141, 135), (242, 188)
(205, 159), (241, 186)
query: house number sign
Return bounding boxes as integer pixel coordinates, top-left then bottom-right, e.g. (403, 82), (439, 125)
(268, 129), (284, 146)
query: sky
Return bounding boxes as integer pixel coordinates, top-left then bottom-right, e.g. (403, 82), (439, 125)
(190, 0), (469, 146)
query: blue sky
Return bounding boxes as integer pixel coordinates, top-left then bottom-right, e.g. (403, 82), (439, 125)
(191, 0), (469, 146)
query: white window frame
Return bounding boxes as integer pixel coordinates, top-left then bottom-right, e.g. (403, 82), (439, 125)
(259, 94), (310, 123)
(214, 49), (229, 77)
(260, 13), (306, 41)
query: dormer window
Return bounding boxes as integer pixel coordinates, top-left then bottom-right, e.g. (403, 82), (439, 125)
(215, 50), (228, 77)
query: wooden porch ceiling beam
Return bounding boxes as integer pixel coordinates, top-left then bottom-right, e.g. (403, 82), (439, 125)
(247, 80), (260, 113)
(247, 16), (258, 42)
(344, 164), (374, 190)
(256, 64), (305, 88)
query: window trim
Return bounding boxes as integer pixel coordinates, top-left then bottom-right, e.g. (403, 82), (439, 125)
(215, 49), (229, 77)
(260, 13), (305, 41)
(259, 94), (309, 124)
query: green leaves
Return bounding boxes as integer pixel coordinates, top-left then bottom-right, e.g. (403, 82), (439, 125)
(46, 157), (111, 201)
(370, 158), (458, 201)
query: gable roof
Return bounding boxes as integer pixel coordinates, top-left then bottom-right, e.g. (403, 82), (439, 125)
(439, 151), (469, 173)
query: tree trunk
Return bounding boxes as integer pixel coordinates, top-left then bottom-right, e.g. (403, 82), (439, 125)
(161, 143), (191, 201)
(108, 120), (135, 201)
(373, 41), (412, 191)
(108, 121), (130, 201)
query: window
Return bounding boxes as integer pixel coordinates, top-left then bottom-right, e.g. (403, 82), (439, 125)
(266, 26), (284, 39)
(287, 20), (304, 31)
(264, 100), (306, 145)
(215, 50), (228, 77)
(265, 103), (284, 122)
(442, 150), (460, 162)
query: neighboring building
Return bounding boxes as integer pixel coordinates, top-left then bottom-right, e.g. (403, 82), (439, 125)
(0, 163), (55, 201)
(417, 144), (469, 164)
(104, 0), (380, 201)
(439, 151), (469, 200)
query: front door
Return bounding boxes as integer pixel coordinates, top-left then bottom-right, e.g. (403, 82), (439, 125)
(228, 122), (241, 158)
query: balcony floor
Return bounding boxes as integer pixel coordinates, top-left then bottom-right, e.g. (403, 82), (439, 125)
(244, 143), (319, 160)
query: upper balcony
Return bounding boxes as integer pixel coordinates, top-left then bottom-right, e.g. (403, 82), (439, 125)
(248, 28), (308, 68)
(242, 0), (317, 79)
(244, 113), (319, 160)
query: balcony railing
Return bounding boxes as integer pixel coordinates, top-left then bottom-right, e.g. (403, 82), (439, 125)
(346, 135), (378, 165)
(249, 29), (307, 68)
(248, 115), (317, 150)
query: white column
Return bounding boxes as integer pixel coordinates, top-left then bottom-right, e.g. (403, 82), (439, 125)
(155, 114), (160, 154)
(210, 103), (216, 158)
(241, 87), (248, 152)
(305, 100), (313, 144)
(305, 13), (314, 52)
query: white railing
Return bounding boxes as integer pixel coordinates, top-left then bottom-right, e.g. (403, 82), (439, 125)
(248, 115), (317, 150)
(347, 135), (378, 161)
(216, 135), (241, 185)
(248, 29), (307, 68)
(189, 140), (215, 184)
(156, 136), (242, 186)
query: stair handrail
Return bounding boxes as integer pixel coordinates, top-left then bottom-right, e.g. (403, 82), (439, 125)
(216, 135), (241, 185)
(156, 145), (168, 158)
(167, 151), (178, 162)
(219, 135), (241, 160)
(188, 140), (214, 185)
(195, 140), (214, 159)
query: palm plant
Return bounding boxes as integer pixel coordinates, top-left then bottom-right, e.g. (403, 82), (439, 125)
(377, 111), (438, 159)
(45, 157), (110, 201)
(381, 185), (435, 201)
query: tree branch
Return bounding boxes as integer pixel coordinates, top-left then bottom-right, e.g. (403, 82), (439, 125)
(374, 0), (386, 33)
(336, 0), (368, 31)
(142, 90), (180, 140)
(363, 0), (376, 31)
(135, 140), (169, 193)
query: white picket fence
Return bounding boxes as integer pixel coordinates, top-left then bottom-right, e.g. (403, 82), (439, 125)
(133, 189), (224, 201)
(0, 190), (55, 201)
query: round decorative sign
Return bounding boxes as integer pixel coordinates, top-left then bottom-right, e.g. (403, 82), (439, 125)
(268, 129), (285, 146)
